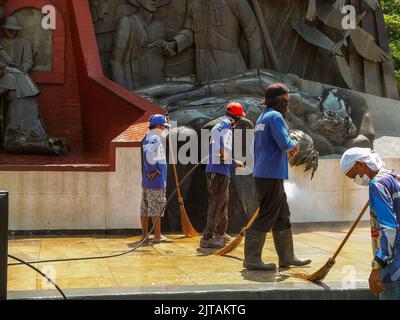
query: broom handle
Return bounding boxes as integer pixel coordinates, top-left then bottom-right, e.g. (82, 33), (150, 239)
(332, 200), (370, 260)
(168, 134), (184, 203)
(240, 208), (260, 236)
(252, 0), (281, 73)
(245, 208), (260, 229)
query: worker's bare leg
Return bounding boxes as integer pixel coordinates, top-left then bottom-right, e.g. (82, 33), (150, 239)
(141, 216), (149, 240)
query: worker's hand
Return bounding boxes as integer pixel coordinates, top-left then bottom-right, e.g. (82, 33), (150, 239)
(234, 160), (245, 168)
(147, 169), (161, 181)
(288, 144), (300, 158)
(369, 268), (385, 295)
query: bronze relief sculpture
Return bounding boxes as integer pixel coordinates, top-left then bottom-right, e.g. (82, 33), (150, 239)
(164, 0), (265, 82)
(110, 0), (168, 89)
(0, 14), (70, 156)
(91, 0), (398, 230)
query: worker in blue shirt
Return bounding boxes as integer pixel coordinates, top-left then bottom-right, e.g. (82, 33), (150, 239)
(244, 83), (311, 270)
(200, 102), (246, 249)
(140, 114), (172, 244)
(341, 148), (400, 300)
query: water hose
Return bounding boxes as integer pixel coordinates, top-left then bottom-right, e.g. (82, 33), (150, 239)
(7, 156), (209, 299)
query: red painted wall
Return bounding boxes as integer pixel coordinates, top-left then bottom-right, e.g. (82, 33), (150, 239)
(68, 0), (162, 156)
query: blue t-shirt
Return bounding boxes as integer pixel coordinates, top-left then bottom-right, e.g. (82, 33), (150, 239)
(369, 170), (400, 283)
(253, 108), (297, 180)
(205, 117), (235, 177)
(141, 132), (167, 190)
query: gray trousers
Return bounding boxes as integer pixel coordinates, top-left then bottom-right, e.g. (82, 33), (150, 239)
(203, 173), (230, 240)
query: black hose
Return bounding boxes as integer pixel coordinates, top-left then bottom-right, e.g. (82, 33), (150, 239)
(8, 157), (207, 267)
(7, 155), (251, 299)
(8, 254), (67, 300)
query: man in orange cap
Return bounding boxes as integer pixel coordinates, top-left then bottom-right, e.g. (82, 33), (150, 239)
(200, 102), (246, 249)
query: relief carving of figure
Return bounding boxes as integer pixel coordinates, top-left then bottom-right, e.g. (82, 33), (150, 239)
(164, 0), (265, 82)
(90, 0), (137, 77)
(0, 14), (70, 156)
(0, 16), (34, 73)
(110, 0), (170, 89)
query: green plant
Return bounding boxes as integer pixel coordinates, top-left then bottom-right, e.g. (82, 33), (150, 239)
(382, 0), (400, 88)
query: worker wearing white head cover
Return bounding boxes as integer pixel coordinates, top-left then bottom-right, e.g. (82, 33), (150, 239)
(340, 148), (384, 186)
(340, 148), (400, 300)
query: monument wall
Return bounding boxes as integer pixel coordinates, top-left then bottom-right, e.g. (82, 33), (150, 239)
(0, 0), (84, 151)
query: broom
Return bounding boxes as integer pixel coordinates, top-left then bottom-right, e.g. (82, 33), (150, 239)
(214, 208), (260, 255)
(168, 134), (198, 238)
(291, 200), (370, 282)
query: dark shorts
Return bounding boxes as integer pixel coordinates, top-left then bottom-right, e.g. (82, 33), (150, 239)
(251, 178), (292, 233)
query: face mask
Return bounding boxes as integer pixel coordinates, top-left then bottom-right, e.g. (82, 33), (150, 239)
(161, 130), (169, 138)
(354, 174), (371, 186)
(271, 98), (290, 116)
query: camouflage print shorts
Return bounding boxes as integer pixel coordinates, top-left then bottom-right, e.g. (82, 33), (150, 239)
(140, 188), (166, 218)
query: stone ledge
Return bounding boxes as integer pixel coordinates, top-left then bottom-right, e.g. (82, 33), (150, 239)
(7, 281), (376, 300)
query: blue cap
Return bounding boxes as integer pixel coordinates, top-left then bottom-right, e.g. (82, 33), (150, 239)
(149, 114), (170, 128)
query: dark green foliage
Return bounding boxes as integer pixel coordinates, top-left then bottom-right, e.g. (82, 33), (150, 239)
(382, 0), (400, 88)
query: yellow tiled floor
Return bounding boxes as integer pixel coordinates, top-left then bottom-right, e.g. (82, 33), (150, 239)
(7, 223), (373, 292)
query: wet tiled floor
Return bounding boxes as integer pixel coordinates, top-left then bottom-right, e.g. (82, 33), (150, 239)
(7, 223), (373, 292)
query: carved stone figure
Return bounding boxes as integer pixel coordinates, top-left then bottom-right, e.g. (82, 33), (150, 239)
(0, 64), (70, 156)
(0, 16), (34, 73)
(253, 0), (398, 99)
(154, 0), (195, 79)
(90, 0), (136, 77)
(0, 13), (70, 156)
(301, 0), (389, 63)
(165, 0), (265, 82)
(110, 0), (168, 89)
(136, 70), (374, 156)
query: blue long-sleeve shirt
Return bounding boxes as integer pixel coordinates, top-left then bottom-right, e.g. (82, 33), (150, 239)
(206, 117), (235, 177)
(253, 108), (297, 180)
(141, 132), (167, 190)
(369, 170), (400, 283)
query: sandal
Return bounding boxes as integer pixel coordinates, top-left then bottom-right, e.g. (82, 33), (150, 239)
(153, 236), (174, 244)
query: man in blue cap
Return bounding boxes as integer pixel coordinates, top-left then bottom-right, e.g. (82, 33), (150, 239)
(140, 114), (172, 243)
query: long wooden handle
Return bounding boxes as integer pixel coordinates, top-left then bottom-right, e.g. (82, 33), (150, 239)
(239, 208), (260, 236)
(168, 134), (183, 200)
(251, 0), (281, 73)
(245, 208), (260, 229)
(332, 200), (370, 260)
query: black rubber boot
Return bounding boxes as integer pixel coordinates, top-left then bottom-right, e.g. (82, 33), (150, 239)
(243, 229), (276, 271)
(273, 228), (312, 268)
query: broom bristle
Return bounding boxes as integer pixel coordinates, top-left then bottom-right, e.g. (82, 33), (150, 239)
(180, 206), (198, 238)
(213, 231), (245, 256)
(288, 258), (336, 282)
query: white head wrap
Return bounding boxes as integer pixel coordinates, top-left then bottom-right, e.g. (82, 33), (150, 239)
(340, 148), (384, 174)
